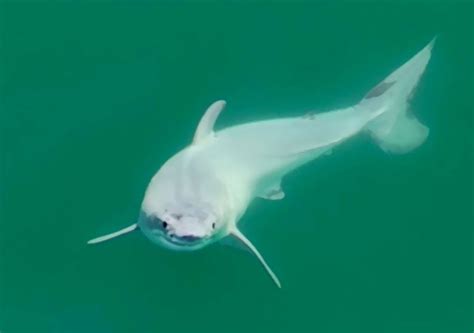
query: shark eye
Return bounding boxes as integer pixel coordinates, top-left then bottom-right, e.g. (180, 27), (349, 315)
(212, 223), (216, 229)
(162, 221), (168, 229)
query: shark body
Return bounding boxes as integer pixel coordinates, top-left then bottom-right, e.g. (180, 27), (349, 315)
(88, 39), (435, 287)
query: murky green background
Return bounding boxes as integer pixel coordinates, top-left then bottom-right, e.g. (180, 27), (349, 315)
(0, 1), (472, 332)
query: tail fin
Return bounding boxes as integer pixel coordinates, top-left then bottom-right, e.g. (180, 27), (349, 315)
(361, 38), (435, 154)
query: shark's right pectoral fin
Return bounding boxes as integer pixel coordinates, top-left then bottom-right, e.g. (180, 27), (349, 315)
(229, 228), (281, 288)
(87, 224), (138, 245)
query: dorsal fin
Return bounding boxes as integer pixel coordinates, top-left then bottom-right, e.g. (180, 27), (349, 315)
(193, 100), (226, 144)
(229, 228), (281, 288)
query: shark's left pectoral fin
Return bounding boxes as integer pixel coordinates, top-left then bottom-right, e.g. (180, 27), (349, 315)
(87, 223), (138, 245)
(193, 100), (226, 144)
(229, 228), (281, 288)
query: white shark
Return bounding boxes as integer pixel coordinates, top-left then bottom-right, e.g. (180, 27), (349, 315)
(88, 39), (435, 288)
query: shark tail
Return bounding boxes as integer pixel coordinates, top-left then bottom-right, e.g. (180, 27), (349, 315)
(360, 38), (435, 154)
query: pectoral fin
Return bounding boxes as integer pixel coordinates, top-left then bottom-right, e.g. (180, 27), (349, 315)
(87, 224), (138, 244)
(230, 228), (281, 288)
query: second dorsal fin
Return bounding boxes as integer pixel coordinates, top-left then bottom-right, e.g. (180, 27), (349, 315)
(193, 100), (226, 144)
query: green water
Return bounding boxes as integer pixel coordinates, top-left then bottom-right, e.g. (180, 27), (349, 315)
(1, 1), (472, 333)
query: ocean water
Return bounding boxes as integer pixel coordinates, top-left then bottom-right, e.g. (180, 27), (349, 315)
(0, 1), (472, 333)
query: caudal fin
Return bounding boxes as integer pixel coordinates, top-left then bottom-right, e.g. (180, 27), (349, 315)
(361, 38), (435, 154)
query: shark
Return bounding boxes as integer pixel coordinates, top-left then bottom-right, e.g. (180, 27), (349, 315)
(88, 39), (435, 288)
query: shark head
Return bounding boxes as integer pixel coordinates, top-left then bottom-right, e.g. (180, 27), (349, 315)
(137, 204), (225, 251)
(137, 148), (231, 251)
